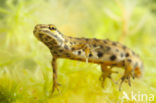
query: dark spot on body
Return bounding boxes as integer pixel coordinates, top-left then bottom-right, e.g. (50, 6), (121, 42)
(85, 38), (89, 41)
(70, 42), (73, 45)
(84, 46), (88, 50)
(122, 60), (125, 66)
(64, 45), (68, 49)
(48, 42), (55, 47)
(97, 51), (103, 58)
(103, 40), (108, 44)
(71, 47), (75, 50)
(44, 37), (47, 41)
(93, 44), (96, 47)
(47, 36), (51, 39)
(49, 47), (53, 50)
(65, 53), (70, 57)
(53, 51), (57, 55)
(126, 53), (129, 57)
(100, 45), (103, 48)
(53, 41), (57, 45)
(89, 53), (93, 57)
(45, 36), (51, 41)
(127, 59), (132, 62)
(120, 53), (124, 57)
(53, 34), (57, 38)
(54, 45), (59, 48)
(73, 42), (76, 44)
(106, 46), (111, 51)
(122, 45), (126, 50)
(44, 42), (49, 46)
(110, 55), (116, 61)
(56, 54), (61, 57)
(59, 49), (63, 52)
(116, 49), (119, 52)
(112, 42), (117, 46)
(78, 51), (81, 55)
(39, 33), (43, 38)
(47, 42), (53, 46)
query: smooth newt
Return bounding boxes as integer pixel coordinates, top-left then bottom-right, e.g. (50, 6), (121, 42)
(33, 24), (144, 93)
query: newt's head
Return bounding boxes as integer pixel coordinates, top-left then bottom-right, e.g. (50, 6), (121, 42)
(33, 24), (65, 44)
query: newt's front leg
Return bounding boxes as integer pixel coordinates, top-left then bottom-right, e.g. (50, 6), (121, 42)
(71, 44), (91, 63)
(71, 44), (99, 63)
(51, 57), (61, 93)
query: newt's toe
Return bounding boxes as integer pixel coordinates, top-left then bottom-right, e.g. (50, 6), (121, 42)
(119, 73), (132, 91)
(52, 82), (61, 94)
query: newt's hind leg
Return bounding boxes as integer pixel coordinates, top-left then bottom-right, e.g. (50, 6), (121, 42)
(51, 57), (61, 94)
(119, 59), (134, 91)
(100, 64), (118, 87)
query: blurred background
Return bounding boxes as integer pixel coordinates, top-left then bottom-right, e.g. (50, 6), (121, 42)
(0, 0), (155, 103)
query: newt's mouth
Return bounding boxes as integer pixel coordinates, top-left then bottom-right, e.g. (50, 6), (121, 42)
(33, 24), (50, 35)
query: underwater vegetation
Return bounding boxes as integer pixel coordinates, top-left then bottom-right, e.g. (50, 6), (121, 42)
(0, 0), (155, 103)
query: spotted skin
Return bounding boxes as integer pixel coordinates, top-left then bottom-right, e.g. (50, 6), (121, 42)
(33, 24), (144, 93)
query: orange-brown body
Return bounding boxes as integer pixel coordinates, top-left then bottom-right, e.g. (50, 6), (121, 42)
(33, 24), (143, 93)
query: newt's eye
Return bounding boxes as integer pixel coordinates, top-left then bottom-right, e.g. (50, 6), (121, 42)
(49, 25), (56, 30)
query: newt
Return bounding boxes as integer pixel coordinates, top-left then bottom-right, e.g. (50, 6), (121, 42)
(33, 24), (144, 93)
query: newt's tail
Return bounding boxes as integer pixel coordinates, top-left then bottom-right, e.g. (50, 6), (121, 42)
(134, 61), (144, 78)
